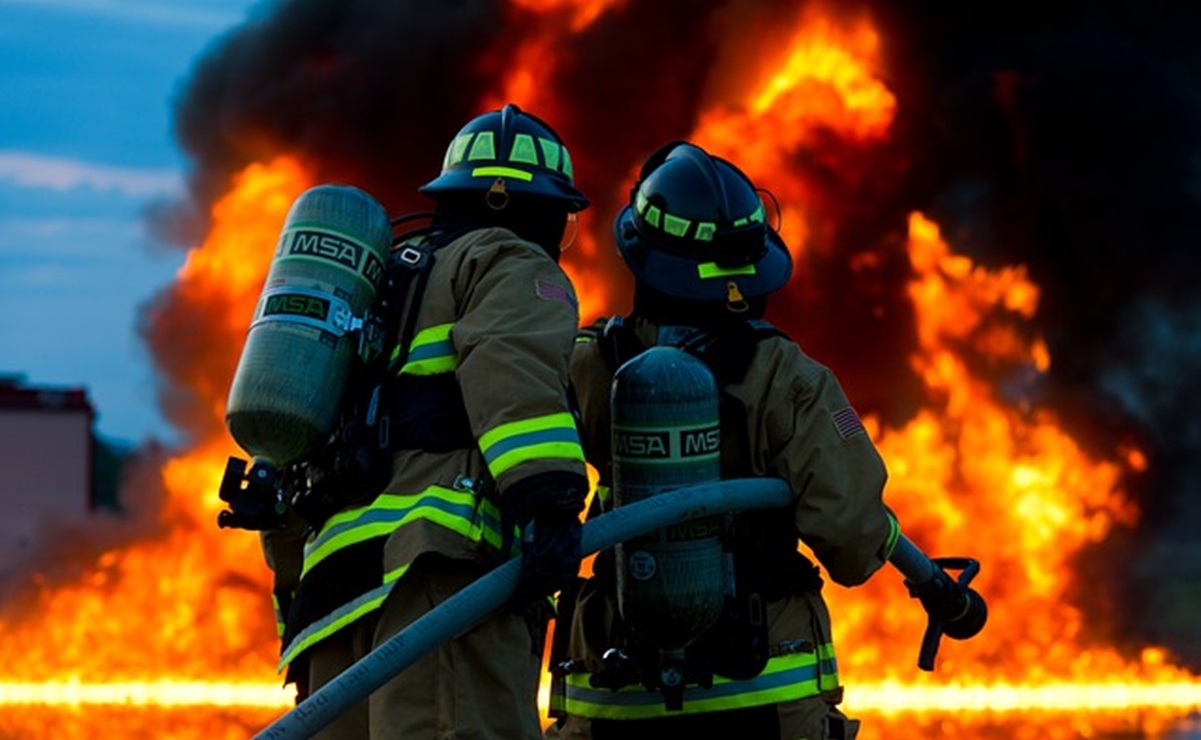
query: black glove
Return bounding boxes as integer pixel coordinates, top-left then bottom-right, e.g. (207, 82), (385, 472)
(505, 472), (588, 612)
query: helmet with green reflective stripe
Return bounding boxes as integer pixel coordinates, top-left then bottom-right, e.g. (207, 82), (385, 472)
(615, 141), (791, 302)
(420, 104), (589, 212)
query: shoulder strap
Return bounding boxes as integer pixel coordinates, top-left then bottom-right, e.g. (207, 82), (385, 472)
(592, 315), (645, 374)
(673, 319), (786, 388)
(590, 316), (785, 386)
(381, 225), (470, 377)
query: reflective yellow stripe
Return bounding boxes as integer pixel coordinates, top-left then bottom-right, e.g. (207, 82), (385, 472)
(392, 323), (457, 376)
(478, 412), (584, 478)
(402, 323), (453, 352)
(278, 583), (391, 671)
(302, 486), (512, 577)
(490, 441), (584, 477)
(563, 644), (838, 719)
(272, 594), (285, 639)
(698, 262), (757, 279)
(281, 486), (520, 670)
(401, 355), (457, 375)
(882, 509), (901, 560)
(471, 165), (534, 181)
(301, 520), (402, 578)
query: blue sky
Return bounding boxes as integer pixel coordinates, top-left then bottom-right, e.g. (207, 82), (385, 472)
(0, 0), (264, 445)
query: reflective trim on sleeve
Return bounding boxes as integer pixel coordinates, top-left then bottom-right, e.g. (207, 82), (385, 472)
(478, 411), (585, 478)
(595, 484), (612, 507)
(393, 322), (457, 376)
(272, 593), (286, 639)
(563, 644), (839, 720)
(882, 509), (901, 561)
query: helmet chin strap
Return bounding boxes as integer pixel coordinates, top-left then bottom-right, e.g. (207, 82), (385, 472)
(559, 212), (579, 253)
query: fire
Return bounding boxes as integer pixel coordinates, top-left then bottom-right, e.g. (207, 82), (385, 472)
(509, 0), (626, 32)
(0, 161), (310, 721)
(2, 2), (1200, 738)
(824, 213), (1201, 732)
(824, 211), (1145, 675)
(692, 4), (896, 260)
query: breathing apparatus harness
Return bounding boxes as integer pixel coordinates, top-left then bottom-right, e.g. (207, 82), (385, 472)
(551, 316), (823, 710)
(217, 214), (474, 534)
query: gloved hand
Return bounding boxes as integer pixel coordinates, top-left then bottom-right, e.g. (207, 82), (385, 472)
(505, 473), (588, 612)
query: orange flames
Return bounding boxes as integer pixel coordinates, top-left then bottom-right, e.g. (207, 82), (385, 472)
(0, 161), (310, 697)
(2, 3), (1200, 738)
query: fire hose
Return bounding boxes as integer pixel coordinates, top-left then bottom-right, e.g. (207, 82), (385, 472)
(250, 478), (986, 739)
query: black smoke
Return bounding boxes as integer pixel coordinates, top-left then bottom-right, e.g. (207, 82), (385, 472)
(158, 0), (1201, 666)
(867, 0), (1201, 666)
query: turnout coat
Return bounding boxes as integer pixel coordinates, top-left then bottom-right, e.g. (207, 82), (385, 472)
(261, 225), (588, 676)
(554, 316), (896, 736)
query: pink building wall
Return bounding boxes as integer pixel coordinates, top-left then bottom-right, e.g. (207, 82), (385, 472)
(0, 379), (94, 574)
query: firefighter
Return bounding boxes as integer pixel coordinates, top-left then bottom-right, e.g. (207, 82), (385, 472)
(261, 104), (592, 739)
(545, 141), (900, 740)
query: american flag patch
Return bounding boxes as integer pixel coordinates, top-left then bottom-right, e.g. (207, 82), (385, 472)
(535, 278), (578, 311)
(832, 406), (865, 439)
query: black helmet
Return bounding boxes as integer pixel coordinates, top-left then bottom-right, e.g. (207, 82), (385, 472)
(615, 141), (791, 303)
(420, 104), (589, 212)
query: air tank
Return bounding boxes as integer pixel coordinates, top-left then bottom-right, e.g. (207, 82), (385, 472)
(225, 184), (392, 467)
(611, 345), (726, 651)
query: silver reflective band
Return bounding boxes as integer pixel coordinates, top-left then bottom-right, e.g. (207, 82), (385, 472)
(250, 285), (363, 337)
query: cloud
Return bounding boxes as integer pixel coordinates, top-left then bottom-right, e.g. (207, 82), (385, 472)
(0, 0), (246, 29)
(0, 151), (183, 198)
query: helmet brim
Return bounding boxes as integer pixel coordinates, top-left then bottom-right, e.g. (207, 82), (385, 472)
(419, 169), (589, 212)
(614, 205), (792, 301)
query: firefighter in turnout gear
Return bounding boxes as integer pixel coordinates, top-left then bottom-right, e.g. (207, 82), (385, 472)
(258, 104), (592, 740)
(545, 142), (900, 740)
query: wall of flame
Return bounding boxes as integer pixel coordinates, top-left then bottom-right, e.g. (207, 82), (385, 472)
(2, 1), (1200, 737)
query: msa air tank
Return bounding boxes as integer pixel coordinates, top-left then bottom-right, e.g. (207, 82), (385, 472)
(225, 184), (392, 467)
(611, 345), (726, 651)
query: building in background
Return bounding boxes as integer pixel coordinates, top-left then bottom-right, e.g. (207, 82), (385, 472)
(0, 375), (123, 580)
